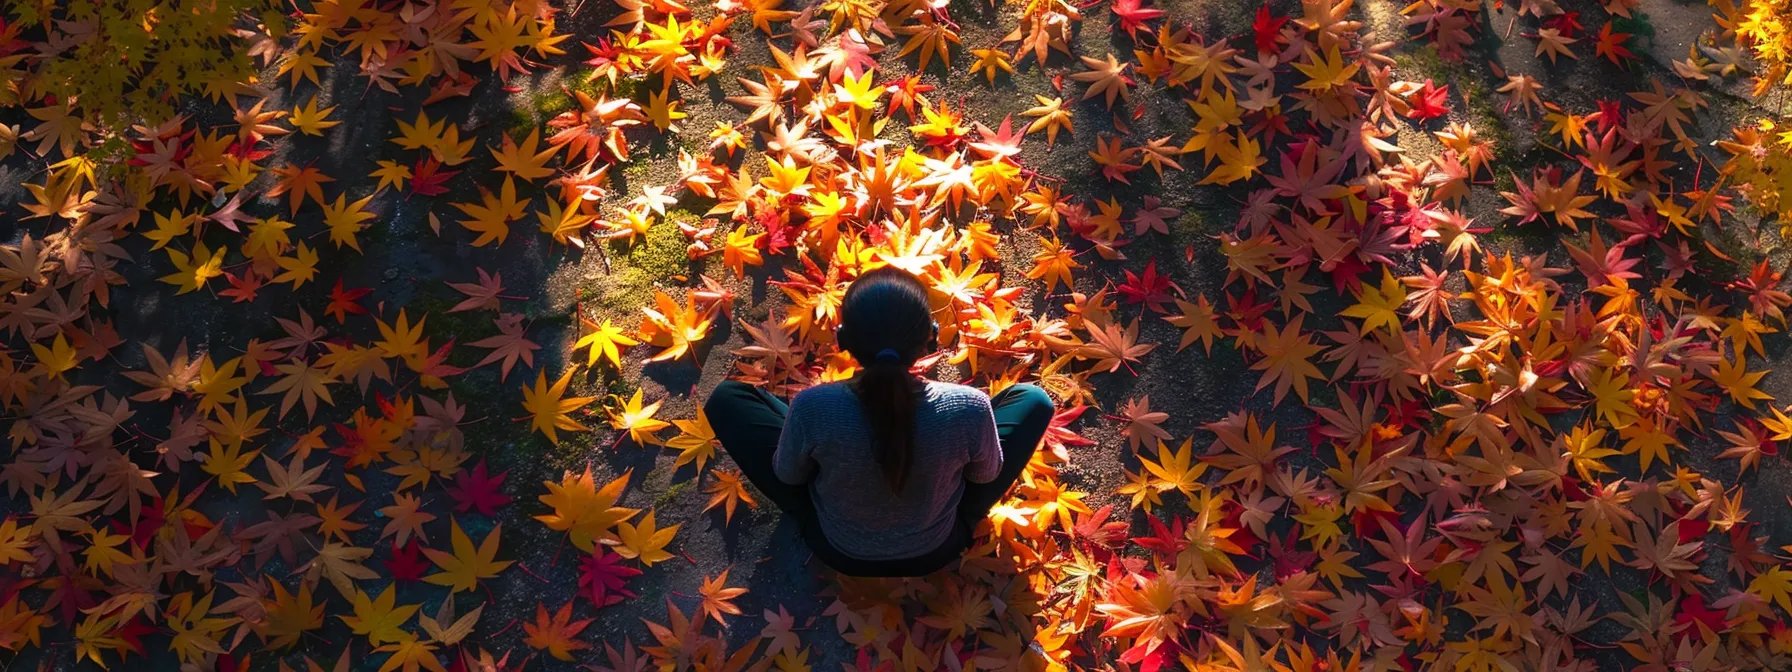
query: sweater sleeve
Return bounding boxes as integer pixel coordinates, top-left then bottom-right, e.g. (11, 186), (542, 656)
(773, 394), (817, 485)
(963, 394), (1003, 484)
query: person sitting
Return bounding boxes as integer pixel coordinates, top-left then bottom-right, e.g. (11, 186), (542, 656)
(702, 266), (1055, 577)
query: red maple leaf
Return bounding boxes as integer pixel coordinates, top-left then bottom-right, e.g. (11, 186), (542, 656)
(410, 156), (459, 197)
(1133, 515), (1188, 557)
(447, 460), (512, 516)
(1544, 11), (1583, 38)
(1675, 594), (1727, 634)
(1267, 530), (1316, 578)
(1351, 507), (1402, 540)
(1071, 504), (1129, 547)
(113, 617), (155, 656)
(1677, 518), (1711, 544)
(220, 270), (263, 303)
(387, 541), (429, 583)
(1123, 634), (1181, 671)
(1224, 287), (1273, 334)
(1044, 405), (1096, 454)
(1117, 260), (1175, 313)
(578, 548), (642, 608)
(325, 279), (372, 323)
(1109, 0), (1165, 38)
(1595, 22), (1636, 66)
(226, 139), (275, 162)
(756, 210), (798, 257)
(1592, 99), (1625, 135)
(1324, 254), (1372, 294)
(417, 339), (469, 381)
(1252, 4), (1289, 54)
(1408, 79), (1449, 120)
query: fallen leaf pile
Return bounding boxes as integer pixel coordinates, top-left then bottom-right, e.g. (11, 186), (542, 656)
(4, 0), (1792, 669)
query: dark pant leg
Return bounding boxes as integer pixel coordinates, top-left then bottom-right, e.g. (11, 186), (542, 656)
(957, 383), (1055, 527)
(704, 381), (812, 517)
(706, 382), (873, 572)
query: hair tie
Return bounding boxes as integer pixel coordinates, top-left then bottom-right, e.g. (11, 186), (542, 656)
(874, 348), (901, 365)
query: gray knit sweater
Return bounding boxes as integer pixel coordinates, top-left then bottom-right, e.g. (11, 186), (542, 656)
(773, 381), (1002, 560)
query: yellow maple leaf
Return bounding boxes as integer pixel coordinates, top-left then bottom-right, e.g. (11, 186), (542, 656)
(521, 369), (598, 444)
(613, 508), (679, 566)
(339, 585), (421, 646)
(453, 176), (527, 247)
(535, 466), (637, 550)
(423, 519), (514, 593)
(574, 316), (638, 369)
(159, 242), (226, 294)
(1338, 268), (1408, 334)
(609, 389), (670, 446)
(289, 97), (340, 135)
(200, 438), (260, 493)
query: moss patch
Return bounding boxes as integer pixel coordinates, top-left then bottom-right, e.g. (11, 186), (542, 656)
(1392, 46), (1513, 156)
(586, 209), (698, 316)
(652, 480), (692, 508)
(409, 294), (502, 344)
(1172, 211), (1215, 249)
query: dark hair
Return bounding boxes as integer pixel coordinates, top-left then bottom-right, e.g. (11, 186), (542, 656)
(836, 266), (935, 491)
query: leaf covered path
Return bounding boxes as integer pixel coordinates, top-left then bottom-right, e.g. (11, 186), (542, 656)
(5, 0), (1792, 669)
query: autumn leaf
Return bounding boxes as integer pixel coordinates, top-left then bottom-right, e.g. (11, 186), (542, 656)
(575, 316), (639, 369)
(536, 466), (637, 551)
(289, 97), (339, 135)
(609, 389), (670, 446)
(489, 128), (559, 180)
(613, 508), (679, 566)
(1116, 396), (1171, 453)
(159, 242), (226, 294)
(970, 48), (1015, 83)
(638, 290), (714, 362)
(257, 360), (335, 419)
(579, 547), (642, 608)
(523, 602), (592, 661)
(1022, 96), (1074, 146)
(1072, 53), (1133, 108)
(695, 568), (748, 627)
(1141, 437), (1206, 499)
(1339, 268), (1408, 334)
(666, 409), (718, 472)
(469, 313), (539, 381)
(1250, 315), (1326, 405)
(418, 596), (482, 647)
(447, 460), (512, 516)
(1164, 295), (1223, 354)
(1078, 318), (1157, 374)
(423, 519), (513, 593)
(378, 492), (436, 546)
(453, 177), (529, 247)
(339, 586), (421, 647)
(702, 469), (757, 524)
(374, 638), (446, 672)
(447, 267), (506, 313)
(521, 369), (599, 444)
(1027, 236), (1081, 291)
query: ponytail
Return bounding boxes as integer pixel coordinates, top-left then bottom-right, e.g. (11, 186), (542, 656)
(855, 348), (918, 491)
(837, 267), (935, 492)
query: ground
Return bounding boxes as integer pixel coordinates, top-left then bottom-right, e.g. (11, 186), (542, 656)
(4, 0), (1792, 669)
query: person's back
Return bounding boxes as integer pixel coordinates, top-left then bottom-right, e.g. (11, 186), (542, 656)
(703, 266), (1056, 577)
(774, 380), (999, 560)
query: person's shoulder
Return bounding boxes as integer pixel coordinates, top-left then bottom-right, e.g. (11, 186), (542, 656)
(925, 381), (992, 412)
(791, 381), (854, 407)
